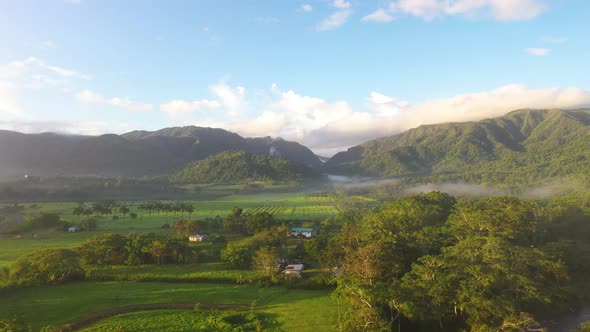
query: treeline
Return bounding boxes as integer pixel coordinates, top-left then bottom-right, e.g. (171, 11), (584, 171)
(316, 192), (590, 331)
(2, 232), (203, 287)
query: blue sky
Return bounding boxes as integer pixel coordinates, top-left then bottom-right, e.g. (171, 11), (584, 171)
(0, 0), (589, 155)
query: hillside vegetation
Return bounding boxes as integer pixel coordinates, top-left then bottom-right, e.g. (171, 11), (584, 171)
(171, 151), (317, 184)
(325, 109), (590, 184)
(0, 126), (321, 178)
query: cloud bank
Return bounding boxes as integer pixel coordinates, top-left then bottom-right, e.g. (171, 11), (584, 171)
(363, 0), (547, 23)
(159, 83), (590, 156)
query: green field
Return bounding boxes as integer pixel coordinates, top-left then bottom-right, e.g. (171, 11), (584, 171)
(80, 310), (267, 332)
(0, 191), (339, 267)
(0, 190), (343, 331)
(0, 282), (339, 331)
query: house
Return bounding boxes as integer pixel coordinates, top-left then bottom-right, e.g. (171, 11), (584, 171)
(290, 227), (316, 238)
(282, 264), (304, 278)
(67, 226), (80, 233)
(189, 234), (208, 242)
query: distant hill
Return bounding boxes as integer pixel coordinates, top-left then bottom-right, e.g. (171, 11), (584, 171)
(0, 126), (321, 177)
(171, 151), (317, 184)
(324, 109), (590, 184)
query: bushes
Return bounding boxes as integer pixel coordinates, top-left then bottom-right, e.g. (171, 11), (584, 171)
(9, 249), (85, 286)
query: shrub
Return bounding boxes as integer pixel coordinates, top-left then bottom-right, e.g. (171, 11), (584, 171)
(9, 249), (85, 286)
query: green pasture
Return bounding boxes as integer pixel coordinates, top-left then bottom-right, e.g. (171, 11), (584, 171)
(0, 191), (340, 267)
(80, 310), (268, 332)
(0, 282), (339, 331)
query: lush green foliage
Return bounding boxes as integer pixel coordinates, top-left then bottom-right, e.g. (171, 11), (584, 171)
(221, 243), (253, 269)
(9, 249), (84, 286)
(172, 151), (315, 184)
(326, 109), (590, 185)
(332, 192), (590, 331)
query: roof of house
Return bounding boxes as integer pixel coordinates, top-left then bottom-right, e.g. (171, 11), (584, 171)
(291, 227), (314, 232)
(283, 264), (304, 271)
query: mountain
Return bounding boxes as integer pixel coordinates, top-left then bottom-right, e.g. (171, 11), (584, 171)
(324, 109), (590, 183)
(171, 150), (317, 184)
(0, 126), (321, 177)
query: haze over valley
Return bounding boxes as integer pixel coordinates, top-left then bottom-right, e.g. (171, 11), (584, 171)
(1, 1), (590, 331)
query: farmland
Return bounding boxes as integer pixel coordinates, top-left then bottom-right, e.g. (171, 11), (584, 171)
(0, 191), (341, 267)
(0, 281), (339, 331)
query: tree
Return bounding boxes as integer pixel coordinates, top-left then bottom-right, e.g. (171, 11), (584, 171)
(246, 212), (274, 234)
(253, 247), (279, 278)
(173, 219), (201, 237)
(29, 213), (63, 229)
(76, 233), (128, 265)
(223, 207), (245, 233)
(149, 240), (170, 265)
(9, 249), (85, 286)
(118, 204), (130, 217)
(220, 244), (252, 269)
(125, 232), (159, 265)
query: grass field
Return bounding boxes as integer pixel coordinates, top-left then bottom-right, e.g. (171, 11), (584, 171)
(80, 310), (269, 332)
(0, 282), (340, 331)
(0, 191), (340, 267)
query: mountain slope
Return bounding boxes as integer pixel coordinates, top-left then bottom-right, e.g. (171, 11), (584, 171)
(324, 109), (590, 183)
(0, 126), (321, 177)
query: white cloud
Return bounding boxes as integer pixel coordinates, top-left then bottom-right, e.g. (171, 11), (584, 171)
(362, 9), (396, 23)
(190, 84), (590, 156)
(317, 9), (353, 31)
(210, 82), (247, 116)
(66, 0), (81, 4)
(543, 36), (568, 43)
(77, 90), (153, 112)
(333, 0), (351, 9)
(0, 80), (26, 121)
(0, 57), (90, 86)
(364, 0), (546, 23)
(0, 120), (113, 136)
(526, 48), (551, 56)
(301, 4), (313, 12)
(160, 99), (221, 119)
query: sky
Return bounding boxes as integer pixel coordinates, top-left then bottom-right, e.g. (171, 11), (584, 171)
(0, 0), (589, 156)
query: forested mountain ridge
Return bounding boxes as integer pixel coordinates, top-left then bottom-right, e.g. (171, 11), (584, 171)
(171, 150), (317, 184)
(324, 109), (590, 183)
(0, 126), (321, 177)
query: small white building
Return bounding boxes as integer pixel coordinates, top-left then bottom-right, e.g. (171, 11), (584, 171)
(189, 234), (208, 242)
(282, 264), (304, 278)
(68, 226), (80, 233)
(290, 227), (316, 238)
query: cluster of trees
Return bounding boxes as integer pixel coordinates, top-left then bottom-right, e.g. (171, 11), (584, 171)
(2, 211), (98, 234)
(312, 192), (590, 331)
(1, 232), (207, 286)
(77, 233), (199, 266)
(138, 201), (194, 218)
(171, 150), (314, 184)
(73, 200), (134, 218)
(6, 249), (85, 286)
